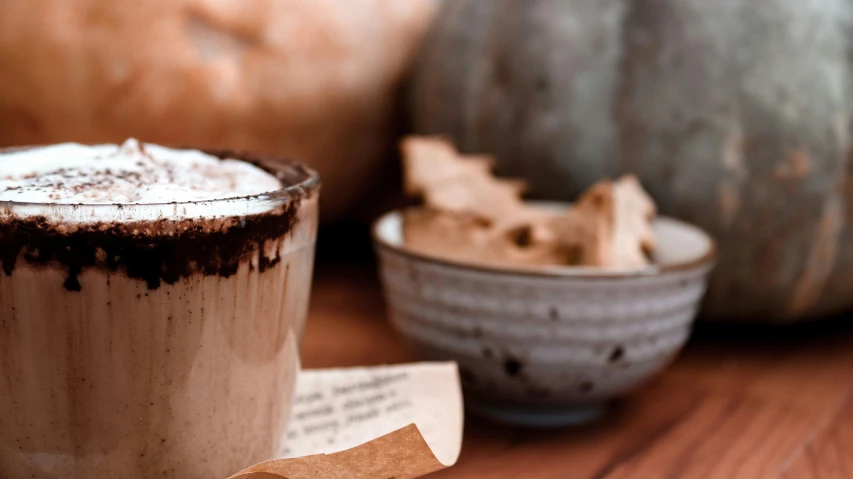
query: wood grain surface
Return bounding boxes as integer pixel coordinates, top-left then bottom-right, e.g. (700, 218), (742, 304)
(302, 261), (853, 479)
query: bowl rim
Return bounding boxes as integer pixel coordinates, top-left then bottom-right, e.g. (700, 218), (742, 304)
(371, 205), (717, 280)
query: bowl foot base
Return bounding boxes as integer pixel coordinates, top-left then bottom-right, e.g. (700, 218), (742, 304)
(467, 400), (606, 428)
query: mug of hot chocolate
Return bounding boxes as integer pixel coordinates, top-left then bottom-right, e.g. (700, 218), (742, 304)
(0, 140), (320, 478)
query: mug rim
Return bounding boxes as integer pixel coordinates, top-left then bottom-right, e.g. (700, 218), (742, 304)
(0, 144), (321, 210)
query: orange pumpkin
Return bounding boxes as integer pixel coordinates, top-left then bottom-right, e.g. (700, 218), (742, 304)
(0, 0), (437, 220)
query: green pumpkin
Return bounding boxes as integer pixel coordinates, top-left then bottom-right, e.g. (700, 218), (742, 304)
(410, 0), (853, 323)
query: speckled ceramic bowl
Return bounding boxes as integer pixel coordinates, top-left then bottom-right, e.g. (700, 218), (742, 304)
(372, 205), (716, 427)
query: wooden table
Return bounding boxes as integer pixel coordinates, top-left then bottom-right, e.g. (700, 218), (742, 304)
(302, 262), (853, 479)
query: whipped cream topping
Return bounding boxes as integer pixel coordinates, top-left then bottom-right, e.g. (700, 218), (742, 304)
(0, 139), (282, 205)
(0, 139), (288, 223)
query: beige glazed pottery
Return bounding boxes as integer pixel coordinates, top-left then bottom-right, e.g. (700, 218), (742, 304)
(373, 205), (716, 427)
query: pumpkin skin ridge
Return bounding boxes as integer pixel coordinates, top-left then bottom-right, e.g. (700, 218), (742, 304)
(410, 0), (853, 323)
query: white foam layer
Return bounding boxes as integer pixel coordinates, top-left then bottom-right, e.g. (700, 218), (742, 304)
(0, 139), (286, 223)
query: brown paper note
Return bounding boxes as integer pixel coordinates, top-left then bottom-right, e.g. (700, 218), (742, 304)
(231, 362), (463, 479)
